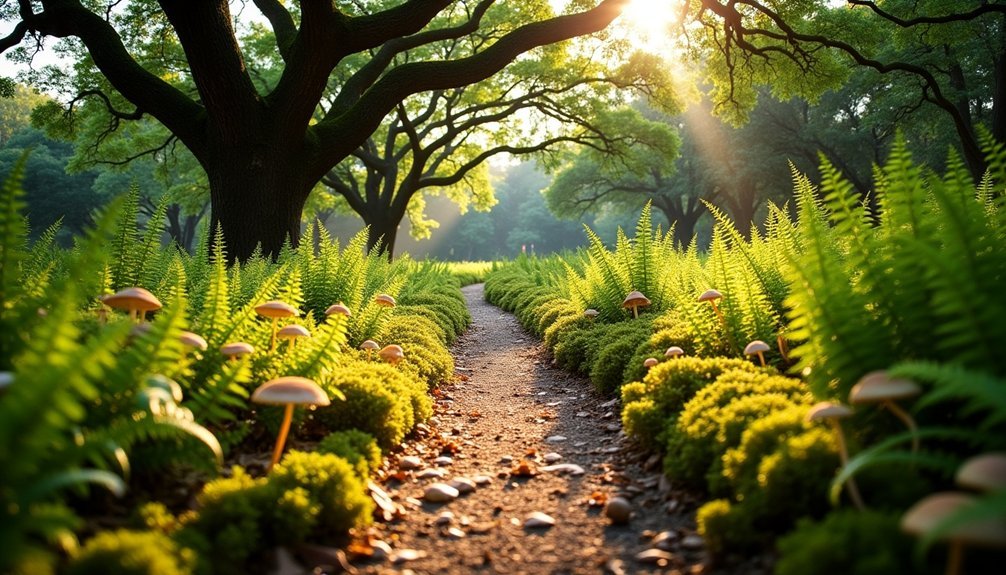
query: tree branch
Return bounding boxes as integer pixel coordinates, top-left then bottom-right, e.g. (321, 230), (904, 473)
(847, 1), (1006, 27)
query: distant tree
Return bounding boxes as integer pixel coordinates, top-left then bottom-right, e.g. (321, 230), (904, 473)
(0, 84), (47, 146)
(0, 128), (100, 241)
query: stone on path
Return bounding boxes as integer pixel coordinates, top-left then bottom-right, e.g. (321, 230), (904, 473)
(603, 497), (632, 524)
(635, 549), (675, 564)
(543, 452), (563, 463)
(424, 483), (460, 503)
(449, 477), (477, 494)
(545, 435), (567, 443)
(399, 455), (423, 471)
(540, 463), (585, 476)
(523, 511), (556, 529)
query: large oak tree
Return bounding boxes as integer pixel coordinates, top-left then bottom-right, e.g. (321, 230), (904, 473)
(1, 0), (630, 260)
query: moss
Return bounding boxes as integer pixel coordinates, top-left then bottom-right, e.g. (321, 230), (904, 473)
(621, 320), (698, 384)
(719, 405), (812, 497)
(66, 530), (196, 575)
(696, 499), (758, 556)
(775, 510), (922, 575)
(589, 327), (650, 393)
(269, 451), (372, 541)
(317, 429), (382, 479)
(315, 363), (419, 448)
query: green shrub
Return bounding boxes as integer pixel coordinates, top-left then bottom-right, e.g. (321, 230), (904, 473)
(751, 427), (838, 525)
(379, 315), (454, 386)
(696, 499), (758, 556)
(269, 451), (373, 540)
(66, 530), (196, 575)
(720, 405), (812, 497)
(534, 299), (577, 338)
(621, 398), (667, 450)
(775, 510), (921, 575)
(316, 364), (417, 448)
(589, 326), (651, 393)
(552, 324), (600, 373)
(317, 429), (382, 478)
(621, 320), (698, 384)
(543, 313), (590, 351)
(666, 392), (802, 487)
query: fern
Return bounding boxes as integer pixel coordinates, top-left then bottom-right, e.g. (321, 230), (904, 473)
(108, 185), (141, 289)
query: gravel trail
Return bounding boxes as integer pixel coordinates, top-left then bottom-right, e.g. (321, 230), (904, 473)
(350, 284), (748, 575)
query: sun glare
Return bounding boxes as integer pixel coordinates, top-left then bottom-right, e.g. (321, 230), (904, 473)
(616, 0), (684, 57)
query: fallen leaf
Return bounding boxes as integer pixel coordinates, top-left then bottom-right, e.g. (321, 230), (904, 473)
(511, 460), (537, 477)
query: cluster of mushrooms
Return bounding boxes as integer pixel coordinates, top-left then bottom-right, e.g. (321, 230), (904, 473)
(98, 287), (408, 471)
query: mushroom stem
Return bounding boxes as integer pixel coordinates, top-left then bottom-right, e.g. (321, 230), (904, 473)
(883, 400), (919, 454)
(830, 420), (866, 510)
(269, 317), (279, 352)
(632, 305), (638, 319)
(776, 333), (789, 362)
(946, 539), (963, 575)
(268, 403), (294, 472)
(129, 308), (138, 322)
(140, 310), (148, 322)
(288, 338), (295, 353)
(710, 300), (725, 325)
(756, 351), (766, 367)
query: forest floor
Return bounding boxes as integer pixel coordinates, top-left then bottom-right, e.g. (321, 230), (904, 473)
(332, 284), (772, 575)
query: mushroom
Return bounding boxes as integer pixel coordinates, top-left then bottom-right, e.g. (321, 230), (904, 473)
(583, 309), (599, 320)
(902, 492), (1006, 575)
(255, 300), (299, 352)
(643, 357), (659, 369)
(849, 370), (922, 453)
(379, 344), (405, 365)
(622, 291), (651, 319)
(179, 331), (208, 352)
(251, 376), (333, 471)
(697, 289), (725, 325)
(102, 287), (162, 322)
(956, 453), (1006, 493)
(360, 339), (380, 359)
(325, 302), (352, 318)
(807, 401), (865, 510)
(375, 294), (397, 308)
(277, 324), (311, 352)
(744, 340), (770, 367)
(664, 346), (684, 359)
(220, 341), (255, 363)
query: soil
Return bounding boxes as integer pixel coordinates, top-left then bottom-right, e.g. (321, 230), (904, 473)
(329, 284), (771, 575)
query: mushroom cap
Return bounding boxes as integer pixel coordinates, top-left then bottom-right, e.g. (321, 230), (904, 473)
(744, 340), (770, 355)
(902, 492), (1006, 548)
(622, 291), (651, 308)
(360, 339), (380, 351)
(849, 370), (922, 404)
(664, 346), (684, 357)
(583, 309), (600, 318)
(643, 358), (659, 368)
(102, 287), (162, 312)
(956, 452), (1006, 493)
(325, 302), (352, 317)
(697, 289), (723, 303)
(252, 376), (330, 407)
(254, 300), (299, 319)
(277, 324), (311, 339)
(220, 341), (255, 357)
(806, 401), (853, 422)
(379, 344), (405, 364)
(375, 294), (397, 308)
(179, 331), (208, 351)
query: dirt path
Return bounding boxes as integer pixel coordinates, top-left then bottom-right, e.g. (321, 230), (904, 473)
(351, 284), (748, 575)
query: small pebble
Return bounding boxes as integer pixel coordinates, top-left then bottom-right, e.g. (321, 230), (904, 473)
(424, 483), (460, 503)
(392, 549), (427, 564)
(681, 534), (704, 549)
(434, 511), (454, 526)
(635, 549), (674, 564)
(540, 463), (585, 476)
(543, 452), (563, 463)
(523, 511), (556, 529)
(445, 527), (466, 539)
(604, 497), (632, 524)
(652, 531), (679, 551)
(416, 468), (448, 479)
(399, 456), (423, 470)
(449, 477), (477, 494)
(500, 455), (514, 464)
(370, 540), (392, 561)
(473, 475), (493, 486)
(434, 456), (454, 466)
(545, 435), (567, 443)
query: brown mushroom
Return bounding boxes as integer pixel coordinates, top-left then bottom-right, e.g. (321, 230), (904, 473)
(255, 300), (299, 351)
(277, 324), (310, 352)
(179, 331), (208, 351)
(583, 308), (600, 320)
(622, 291), (651, 319)
(379, 344), (405, 365)
(664, 346), (684, 359)
(375, 294), (397, 308)
(807, 401), (865, 510)
(902, 492), (1006, 575)
(956, 453), (1006, 493)
(102, 287), (162, 322)
(360, 339), (380, 359)
(643, 357), (659, 369)
(697, 289), (725, 325)
(325, 302), (352, 318)
(744, 340), (770, 367)
(251, 376), (332, 471)
(849, 370), (922, 453)
(220, 341), (255, 363)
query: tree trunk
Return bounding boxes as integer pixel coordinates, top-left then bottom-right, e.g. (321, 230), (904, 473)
(365, 217), (400, 260)
(206, 148), (311, 262)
